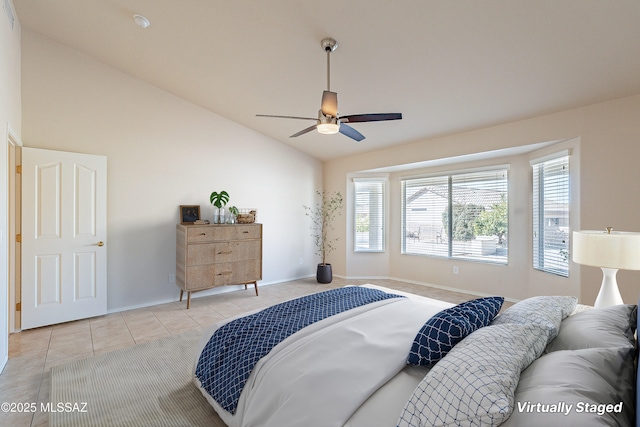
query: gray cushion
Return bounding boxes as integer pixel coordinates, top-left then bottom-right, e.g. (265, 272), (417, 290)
(502, 347), (636, 427)
(545, 304), (637, 353)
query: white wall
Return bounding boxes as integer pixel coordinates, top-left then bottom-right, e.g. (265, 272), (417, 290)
(325, 95), (640, 305)
(1, 0), (21, 369)
(20, 30), (322, 312)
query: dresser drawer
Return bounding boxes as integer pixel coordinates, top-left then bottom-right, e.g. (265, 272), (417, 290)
(186, 226), (228, 243)
(185, 260), (261, 290)
(186, 224), (261, 243)
(186, 242), (229, 266)
(186, 240), (261, 266)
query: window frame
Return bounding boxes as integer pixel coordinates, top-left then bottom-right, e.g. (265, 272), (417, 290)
(401, 166), (509, 265)
(531, 151), (571, 277)
(353, 177), (386, 253)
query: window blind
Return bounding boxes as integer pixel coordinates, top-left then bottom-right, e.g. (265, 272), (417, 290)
(532, 154), (570, 277)
(401, 168), (508, 264)
(354, 178), (385, 252)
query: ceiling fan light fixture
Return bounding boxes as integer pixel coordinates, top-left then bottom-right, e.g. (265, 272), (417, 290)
(317, 123), (340, 135)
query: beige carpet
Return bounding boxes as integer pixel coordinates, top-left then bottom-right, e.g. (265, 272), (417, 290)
(50, 328), (227, 427)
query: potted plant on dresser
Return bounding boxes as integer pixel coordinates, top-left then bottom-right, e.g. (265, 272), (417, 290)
(210, 190), (229, 224)
(304, 190), (343, 283)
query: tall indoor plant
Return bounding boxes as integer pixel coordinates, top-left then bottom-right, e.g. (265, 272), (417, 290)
(303, 190), (343, 283)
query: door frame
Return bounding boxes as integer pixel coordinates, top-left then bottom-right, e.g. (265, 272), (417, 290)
(7, 126), (22, 333)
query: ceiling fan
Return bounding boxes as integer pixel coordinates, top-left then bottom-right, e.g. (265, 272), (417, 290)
(256, 38), (402, 142)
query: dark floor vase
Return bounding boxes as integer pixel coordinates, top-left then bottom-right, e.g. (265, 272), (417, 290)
(316, 263), (333, 284)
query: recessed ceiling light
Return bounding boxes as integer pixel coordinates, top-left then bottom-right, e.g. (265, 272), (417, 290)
(133, 14), (150, 29)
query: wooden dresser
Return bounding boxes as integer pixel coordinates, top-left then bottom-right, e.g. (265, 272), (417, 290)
(176, 223), (262, 308)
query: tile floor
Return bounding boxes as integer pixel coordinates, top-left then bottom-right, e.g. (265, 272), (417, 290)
(0, 277), (482, 427)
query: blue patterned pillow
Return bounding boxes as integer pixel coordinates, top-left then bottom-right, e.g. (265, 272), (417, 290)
(407, 296), (504, 366)
(398, 324), (549, 427)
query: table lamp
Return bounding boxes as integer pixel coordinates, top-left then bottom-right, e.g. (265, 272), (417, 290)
(572, 228), (640, 307)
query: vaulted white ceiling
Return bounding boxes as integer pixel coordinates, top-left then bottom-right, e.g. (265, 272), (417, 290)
(13, 0), (640, 160)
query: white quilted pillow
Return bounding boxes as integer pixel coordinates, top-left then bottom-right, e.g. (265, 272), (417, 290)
(491, 295), (577, 344)
(397, 323), (548, 427)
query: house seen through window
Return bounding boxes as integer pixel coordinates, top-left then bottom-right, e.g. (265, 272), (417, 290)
(401, 168), (509, 264)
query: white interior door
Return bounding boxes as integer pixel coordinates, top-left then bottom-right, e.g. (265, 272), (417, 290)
(21, 147), (107, 329)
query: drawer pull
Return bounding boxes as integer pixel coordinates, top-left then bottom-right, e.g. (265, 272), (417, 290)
(243, 231), (249, 234)
(217, 250), (233, 255)
(217, 271), (233, 276)
(199, 233), (206, 236)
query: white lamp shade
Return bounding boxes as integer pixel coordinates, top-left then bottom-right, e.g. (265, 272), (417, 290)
(572, 230), (640, 270)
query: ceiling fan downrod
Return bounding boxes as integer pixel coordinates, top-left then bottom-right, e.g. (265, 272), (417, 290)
(321, 38), (338, 92)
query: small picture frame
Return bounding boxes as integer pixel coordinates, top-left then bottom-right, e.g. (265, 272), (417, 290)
(180, 205), (200, 225)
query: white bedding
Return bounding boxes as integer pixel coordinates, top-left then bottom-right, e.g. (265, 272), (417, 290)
(344, 364), (431, 427)
(194, 285), (453, 427)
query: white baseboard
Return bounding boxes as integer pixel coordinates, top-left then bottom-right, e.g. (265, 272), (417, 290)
(337, 274), (519, 304)
(387, 276), (520, 304)
(107, 275), (316, 315)
(333, 274), (389, 280)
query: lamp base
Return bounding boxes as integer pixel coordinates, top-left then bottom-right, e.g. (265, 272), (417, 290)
(593, 267), (624, 308)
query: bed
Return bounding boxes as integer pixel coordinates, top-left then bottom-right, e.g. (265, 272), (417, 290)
(193, 284), (637, 427)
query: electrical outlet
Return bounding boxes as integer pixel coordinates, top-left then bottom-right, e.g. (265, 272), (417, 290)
(168, 273), (176, 283)
(453, 266), (459, 275)
(299, 258), (304, 265)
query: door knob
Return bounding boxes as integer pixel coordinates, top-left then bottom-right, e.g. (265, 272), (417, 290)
(97, 241), (105, 247)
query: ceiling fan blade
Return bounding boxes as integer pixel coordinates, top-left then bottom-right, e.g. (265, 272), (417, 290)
(321, 91), (338, 117)
(290, 124), (318, 138)
(256, 114), (317, 121)
(339, 123), (365, 142)
(341, 113), (402, 123)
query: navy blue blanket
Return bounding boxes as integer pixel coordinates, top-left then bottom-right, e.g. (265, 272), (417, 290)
(195, 286), (404, 414)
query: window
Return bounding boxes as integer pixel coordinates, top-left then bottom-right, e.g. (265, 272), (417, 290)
(354, 178), (385, 252)
(402, 168), (508, 264)
(532, 152), (570, 277)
